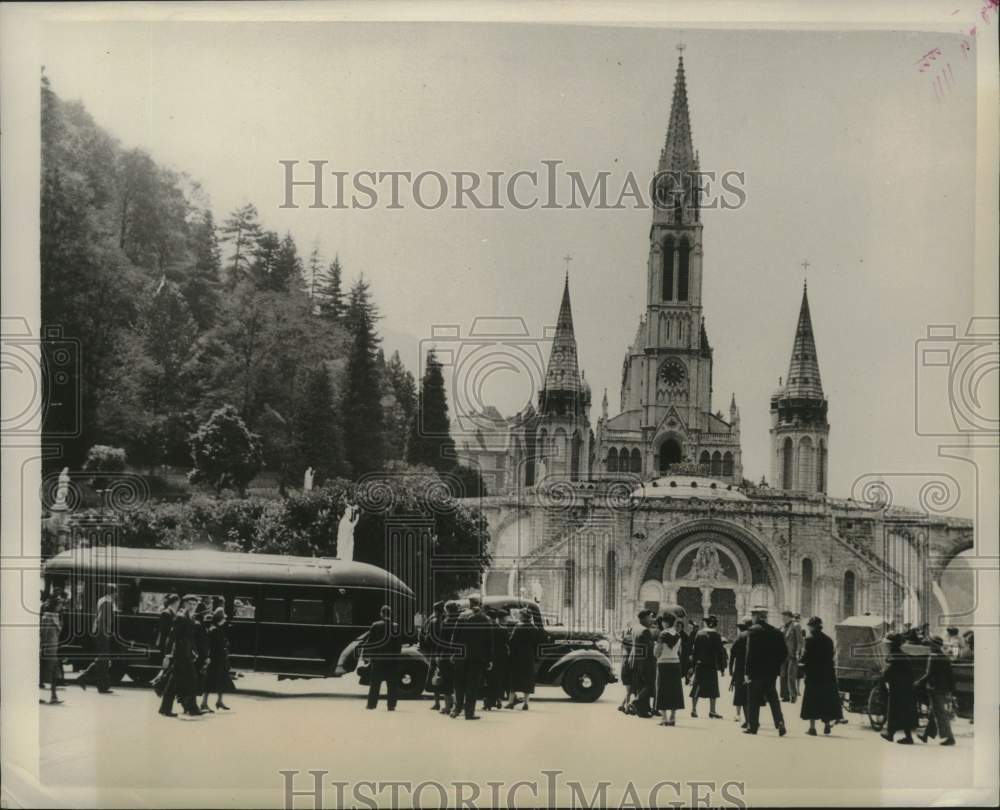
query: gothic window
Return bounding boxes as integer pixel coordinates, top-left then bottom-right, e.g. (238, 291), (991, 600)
(723, 452), (734, 477)
(801, 558), (814, 616)
(799, 436), (814, 492)
(662, 238), (675, 301)
(842, 570), (856, 618)
(605, 549), (617, 610)
(563, 558), (575, 607)
(630, 448), (642, 473)
(607, 448), (619, 473)
(659, 438), (682, 474)
(673, 195), (683, 225)
(782, 437), (794, 489)
(817, 440), (827, 493)
(699, 451), (710, 470)
(711, 451), (722, 476)
(677, 239), (690, 301)
(571, 432), (583, 481)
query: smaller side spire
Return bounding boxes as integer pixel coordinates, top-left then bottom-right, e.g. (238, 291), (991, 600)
(784, 282), (824, 399)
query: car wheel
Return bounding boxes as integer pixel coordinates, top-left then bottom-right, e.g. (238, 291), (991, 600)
(562, 661), (606, 702)
(396, 661), (427, 699)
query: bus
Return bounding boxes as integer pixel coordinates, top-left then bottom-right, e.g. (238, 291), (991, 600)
(42, 547), (415, 687)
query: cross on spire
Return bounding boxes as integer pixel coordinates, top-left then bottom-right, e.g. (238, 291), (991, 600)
(563, 253), (573, 280)
(676, 41), (686, 54)
(800, 259), (811, 287)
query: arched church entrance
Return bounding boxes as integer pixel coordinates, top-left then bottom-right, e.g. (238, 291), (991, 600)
(636, 522), (783, 641)
(658, 438), (682, 475)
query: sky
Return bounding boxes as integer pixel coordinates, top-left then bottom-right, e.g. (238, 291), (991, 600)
(39, 21), (989, 515)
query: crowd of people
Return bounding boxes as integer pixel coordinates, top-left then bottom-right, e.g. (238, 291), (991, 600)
(616, 605), (962, 745)
(362, 594), (546, 719)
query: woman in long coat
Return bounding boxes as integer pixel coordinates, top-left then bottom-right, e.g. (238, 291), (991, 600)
(506, 610), (544, 710)
(618, 626), (635, 713)
(728, 618), (750, 725)
(798, 616), (844, 735)
(879, 633), (919, 744)
(205, 608), (231, 711)
(689, 615), (727, 719)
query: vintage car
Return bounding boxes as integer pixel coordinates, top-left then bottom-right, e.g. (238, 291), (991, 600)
(336, 595), (618, 702)
(834, 615), (974, 730)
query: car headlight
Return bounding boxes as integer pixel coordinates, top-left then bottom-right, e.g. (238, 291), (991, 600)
(596, 638), (611, 654)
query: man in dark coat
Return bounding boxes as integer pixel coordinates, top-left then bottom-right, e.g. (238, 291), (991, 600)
(779, 609), (802, 703)
(690, 614), (727, 718)
(917, 635), (956, 746)
(159, 595), (201, 717)
(364, 605), (403, 711)
(156, 593), (180, 655)
(79, 584), (117, 693)
(436, 601), (462, 715)
(743, 606), (787, 736)
(450, 594), (494, 720)
(798, 616), (843, 735)
(630, 609), (657, 718)
(484, 615), (510, 710)
(728, 617), (751, 727)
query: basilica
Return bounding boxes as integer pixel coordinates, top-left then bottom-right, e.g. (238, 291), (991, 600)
(456, 53), (971, 639)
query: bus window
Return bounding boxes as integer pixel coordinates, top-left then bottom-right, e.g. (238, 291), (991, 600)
(290, 599), (324, 624)
(233, 596), (256, 619)
(261, 598), (287, 622)
(116, 582), (140, 614)
(139, 591), (170, 615)
(332, 596), (353, 625)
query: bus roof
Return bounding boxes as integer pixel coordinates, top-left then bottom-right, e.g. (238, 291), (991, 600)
(44, 547), (414, 595)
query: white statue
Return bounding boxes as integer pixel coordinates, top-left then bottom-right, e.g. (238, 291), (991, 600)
(687, 543), (725, 581)
(303, 467), (314, 493)
(337, 503), (360, 561)
(52, 467), (70, 511)
(530, 577), (543, 604)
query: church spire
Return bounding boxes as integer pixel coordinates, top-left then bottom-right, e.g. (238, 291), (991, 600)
(660, 51), (697, 176)
(783, 282), (824, 399)
(542, 275), (584, 398)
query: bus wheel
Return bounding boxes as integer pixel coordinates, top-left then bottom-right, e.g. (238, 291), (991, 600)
(396, 661), (427, 699)
(562, 661), (606, 702)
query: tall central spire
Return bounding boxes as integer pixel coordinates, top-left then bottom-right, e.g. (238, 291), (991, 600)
(783, 283), (825, 399)
(660, 53), (697, 175)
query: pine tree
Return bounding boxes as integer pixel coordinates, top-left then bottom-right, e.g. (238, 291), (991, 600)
(316, 255), (345, 321)
(294, 363), (347, 483)
(341, 276), (385, 476)
(305, 243), (324, 301)
(182, 209), (222, 329)
(270, 232), (302, 292)
(249, 230), (280, 289)
(384, 350), (417, 461)
(220, 203), (261, 283)
(407, 349), (456, 471)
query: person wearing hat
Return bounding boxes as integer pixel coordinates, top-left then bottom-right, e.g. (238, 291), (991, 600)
(193, 601), (212, 712)
(159, 595), (201, 717)
(743, 606), (787, 736)
(204, 607), (231, 712)
(878, 633), (919, 744)
(779, 609), (802, 704)
(506, 606), (545, 710)
(450, 594), (493, 720)
(436, 600), (462, 715)
(40, 593), (64, 705)
(630, 609), (658, 718)
(689, 615), (727, 719)
(916, 635), (956, 745)
(798, 617), (843, 736)
(728, 617), (752, 726)
(364, 605), (403, 711)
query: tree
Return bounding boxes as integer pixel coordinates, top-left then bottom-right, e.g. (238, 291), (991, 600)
(249, 230), (280, 289)
(294, 363), (347, 484)
(181, 209), (222, 329)
(341, 275), (385, 476)
(188, 404), (263, 496)
(219, 203), (261, 283)
(407, 348), (456, 471)
(384, 350), (417, 461)
(316, 255), (345, 321)
(305, 243), (324, 301)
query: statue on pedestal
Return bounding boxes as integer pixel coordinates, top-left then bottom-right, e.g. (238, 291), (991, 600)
(530, 577), (543, 604)
(303, 467), (314, 493)
(337, 503), (360, 561)
(52, 468), (70, 512)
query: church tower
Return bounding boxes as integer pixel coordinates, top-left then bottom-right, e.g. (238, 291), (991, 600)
(596, 49), (742, 484)
(534, 275), (592, 482)
(770, 282), (830, 492)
